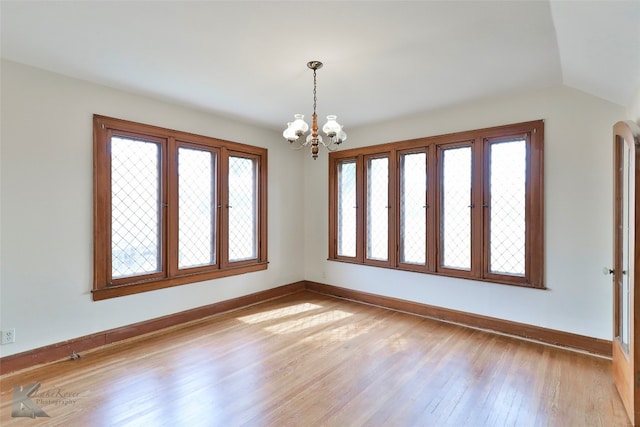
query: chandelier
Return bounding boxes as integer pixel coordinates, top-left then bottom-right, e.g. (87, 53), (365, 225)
(283, 61), (347, 159)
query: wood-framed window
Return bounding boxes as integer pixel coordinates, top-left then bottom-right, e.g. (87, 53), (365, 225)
(329, 120), (544, 288)
(93, 115), (268, 300)
(364, 153), (395, 267)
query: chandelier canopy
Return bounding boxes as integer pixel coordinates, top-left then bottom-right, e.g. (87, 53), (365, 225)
(283, 61), (347, 159)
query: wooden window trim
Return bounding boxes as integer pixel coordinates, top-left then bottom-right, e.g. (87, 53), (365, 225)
(170, 140), (221, 277)
(435, 139), (478, 279)
(329, 156), (364, 263)
(363, 152), (396, 268)
(93, 115), (268, 301)
(328, 120), (544, 289)
(396, 147), (430, 272)
(221, 150), (268, 269)
(482, 132), (533, 286)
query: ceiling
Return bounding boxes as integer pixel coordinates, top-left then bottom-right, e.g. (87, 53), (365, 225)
(1, 1), (639, 132)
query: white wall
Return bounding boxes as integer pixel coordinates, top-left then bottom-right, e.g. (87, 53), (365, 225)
(304, 86), (625, 340)
(0, 57), (630, 358)
(627, 85), (640, 123)
(0, 60), (305, 357)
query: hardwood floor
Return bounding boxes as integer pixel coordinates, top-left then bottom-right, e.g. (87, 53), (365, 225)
(0, 291), (630, 426)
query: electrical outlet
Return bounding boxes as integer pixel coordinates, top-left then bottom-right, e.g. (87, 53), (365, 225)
(1, 328), (16, 344)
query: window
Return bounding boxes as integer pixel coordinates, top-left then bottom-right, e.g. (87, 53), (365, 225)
(439, 144), (472, 271)
(93, 115), (268, 300)
(366, 155), (391, 263)
(336, 159), (357, 258)
(329, 120), (543, 288)
(399, 151), (427, 265)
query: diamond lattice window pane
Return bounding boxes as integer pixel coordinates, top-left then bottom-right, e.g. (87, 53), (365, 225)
(400, 152), (426, 265)
(337, 160), (357, 257)
(228, 156), (257, 262)
(441, 146), (471, 270)
(367, 157), (388, 261)
(111, 136), (161, 278)
(489, 140), (526, 276)
(178, 147), (216, 269)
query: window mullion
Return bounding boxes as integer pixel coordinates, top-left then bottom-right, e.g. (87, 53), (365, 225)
(471, 138), (484, 279)
(355, 155), (365, 263)
(394, 152), (401, 268)
(215, 149), (223, 267)
(388, 150), (397, 267)
(482, 137), (491, 279)
(528, 129), (544, 287)
(96, 127), (112, 287)
(159, 136), (170, 280)
(219, 147), (230, 268)
(328, 158), (337, 259)
(426, 145), (437, 272)
(166, 137), (178, 278)
(258, 153), (268, 264)
(382, 153), (389, 265)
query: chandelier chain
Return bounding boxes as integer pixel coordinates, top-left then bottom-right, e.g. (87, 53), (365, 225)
(312, 68), (317, 115)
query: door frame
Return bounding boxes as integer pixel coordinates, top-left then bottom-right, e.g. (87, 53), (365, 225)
(613, 120), (640, 425)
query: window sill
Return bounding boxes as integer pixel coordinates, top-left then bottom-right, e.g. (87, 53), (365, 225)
(326, 258), (545, 290)
(92, 262), (268, 301)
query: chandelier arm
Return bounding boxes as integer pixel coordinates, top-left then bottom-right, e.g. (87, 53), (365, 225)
(288, 136), (311, 149)
(325, 143), (340, 152)
(320, 136), (339, 147)
(287, 142), (308, 151)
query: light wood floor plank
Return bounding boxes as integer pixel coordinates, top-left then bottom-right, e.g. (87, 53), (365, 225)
(0, 291), (630, 426)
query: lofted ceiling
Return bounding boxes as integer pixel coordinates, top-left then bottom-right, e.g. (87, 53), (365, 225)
(1, 1), (639, 132)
